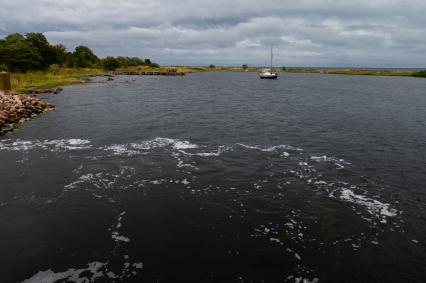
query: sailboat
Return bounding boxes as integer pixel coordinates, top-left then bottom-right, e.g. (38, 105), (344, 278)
(259, 46), (278, 79)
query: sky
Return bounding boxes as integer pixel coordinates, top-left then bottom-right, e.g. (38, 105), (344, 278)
(1, 0), (426, 67)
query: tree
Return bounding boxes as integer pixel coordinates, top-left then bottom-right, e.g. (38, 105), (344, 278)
(25, 32), (56, 68)
(0, 33), (43, 72)
(51, 44), (68, 66)
(73, 45), (99, 68)
(102, 56), (120, 71)
(209, 64), (215, 68)
(116, 56), (129, 68)
(242, 64), (248, 70)
(128, 57), (144, 66)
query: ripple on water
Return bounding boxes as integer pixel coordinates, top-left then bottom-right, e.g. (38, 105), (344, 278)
(1, 137), (405, 282)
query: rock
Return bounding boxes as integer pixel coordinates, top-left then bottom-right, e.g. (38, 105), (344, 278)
(0, 92), (55, 135)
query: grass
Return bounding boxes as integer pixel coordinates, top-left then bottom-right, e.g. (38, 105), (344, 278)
(10, 65), (195, 92)
(11, 67), (107, 92)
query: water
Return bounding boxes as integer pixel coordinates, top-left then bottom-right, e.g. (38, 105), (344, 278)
(1, 72), (425, 282)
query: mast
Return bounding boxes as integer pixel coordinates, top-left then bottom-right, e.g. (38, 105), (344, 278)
(270, 45), (273, 69)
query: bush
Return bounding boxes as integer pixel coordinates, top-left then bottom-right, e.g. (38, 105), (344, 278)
(412, 70), (426, 78)
(73, 45), (99, 68)
(102, 56), (120, 71)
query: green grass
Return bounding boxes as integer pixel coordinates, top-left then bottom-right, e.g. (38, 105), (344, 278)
(11, 67), (108, 92)
(10, 66), (193, 92)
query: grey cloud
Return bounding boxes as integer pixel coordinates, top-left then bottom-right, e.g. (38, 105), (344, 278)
(1, 0), (426, 67)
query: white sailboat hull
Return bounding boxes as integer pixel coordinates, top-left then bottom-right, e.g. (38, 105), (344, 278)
(259, 73), (278, 79)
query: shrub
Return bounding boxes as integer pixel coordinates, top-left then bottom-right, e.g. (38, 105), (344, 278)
(73, 45), (99, 68)
(412, 70), (426, 78)
(102, 56), (120, 71)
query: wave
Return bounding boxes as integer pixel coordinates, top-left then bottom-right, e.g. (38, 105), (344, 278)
(1, 137), (401, 227)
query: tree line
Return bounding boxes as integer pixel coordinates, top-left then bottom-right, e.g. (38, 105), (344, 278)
(0, 32), (159, 72)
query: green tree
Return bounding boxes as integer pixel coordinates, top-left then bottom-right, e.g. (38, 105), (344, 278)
(25, 32), (56, 68)
(209, 64), (215, 68)
(73, 45), (99, 68)
(102, 56), (120, 71)
(0, 33), (43, 71)
(128, 57), (144, 66)
(242, 64), (248, 70)
(51, 44), (68, 66)
(116, 56), (129, 68)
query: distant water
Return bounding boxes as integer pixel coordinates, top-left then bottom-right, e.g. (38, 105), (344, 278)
(1, 72), (425, 283)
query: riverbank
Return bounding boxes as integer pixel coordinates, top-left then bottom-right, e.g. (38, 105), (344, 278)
(0, 91), (54, 135)
(10, 66), (199, 93)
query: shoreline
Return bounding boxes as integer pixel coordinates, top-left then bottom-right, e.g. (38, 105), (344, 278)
(0, 91), (54, 136)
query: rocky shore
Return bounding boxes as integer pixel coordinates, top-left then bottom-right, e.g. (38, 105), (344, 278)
(0, 91), (54, 135)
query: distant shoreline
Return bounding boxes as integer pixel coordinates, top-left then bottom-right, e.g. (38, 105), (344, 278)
(7, 65), (426, 93)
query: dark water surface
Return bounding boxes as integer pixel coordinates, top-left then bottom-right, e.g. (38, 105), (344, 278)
(1, 72), (425, 282)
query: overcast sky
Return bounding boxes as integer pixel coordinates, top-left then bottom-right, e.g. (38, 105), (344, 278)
(1, 0), (425, 67)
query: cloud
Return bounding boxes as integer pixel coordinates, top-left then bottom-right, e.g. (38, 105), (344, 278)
(1, 0), (425, 67)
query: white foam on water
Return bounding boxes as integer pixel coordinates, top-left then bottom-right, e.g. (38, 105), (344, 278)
(0, 139), (92, 151)
(294, 253), (301, 261)
(173, 141), (199, 150)
(102, 145), (140, 156)
(180, 145), (233, 157)
(310, 155), (349, 169)
(111, 211), (130, 243)
(112, 232), (130, 243)
(22, 261), (106, 283)
(237, 143), (303, 152)
(130, 137), (176, 150)
(338, 188), (398, 222)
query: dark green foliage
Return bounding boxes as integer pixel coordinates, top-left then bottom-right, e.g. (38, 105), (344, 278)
(102, 56), (120, 71)
(25, 33), (56, 68)
(72, 45), (99, 68)
(65, 52), (75, 68)
(412, 70), (426, 78)
(111, 56), (157, 68)
(51, 44), (68, 66)
(0, 32), (69, 72)
(242, 64), (248, 69)
(0, 32), (159, 72)
(209, 64), (215, 68)
(0, 33), (43, 71)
